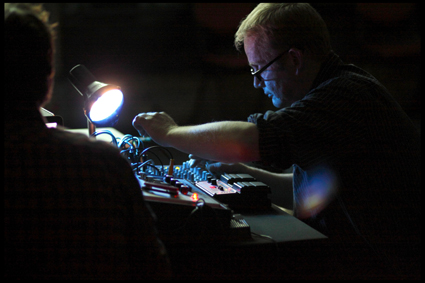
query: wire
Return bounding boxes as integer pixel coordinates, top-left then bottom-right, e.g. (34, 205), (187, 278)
(136, 160), (162, 175)
(118, 135), (145, 164)
(137, 145), (175, 176)
(91, 130), (118, 146)
(139, 151), (164, 174)
(140, 145), (173, 161)
(89, 131), (175, 177)
(163, 198), (226, 235)
(251, 232), (276, 243)
(117, 134), (133, 147)
(158, 201), (203, 233)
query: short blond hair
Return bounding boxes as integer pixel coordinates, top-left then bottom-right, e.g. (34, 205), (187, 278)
(235, 3), (331, 61)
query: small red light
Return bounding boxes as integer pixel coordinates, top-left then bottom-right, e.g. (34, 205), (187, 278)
(191, 193), (199, 201)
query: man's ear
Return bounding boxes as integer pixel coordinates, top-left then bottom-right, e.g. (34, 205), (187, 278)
(288, 48), (304, 75)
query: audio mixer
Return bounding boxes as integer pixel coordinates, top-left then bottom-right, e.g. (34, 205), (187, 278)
(78, 131), (274, 244)
(135, 160), (272, 242)
(138, 160), (271, 210)
(136, 173), (251, 243)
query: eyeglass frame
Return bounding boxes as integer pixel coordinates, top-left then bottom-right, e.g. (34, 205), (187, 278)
(250, 49), (290, 82)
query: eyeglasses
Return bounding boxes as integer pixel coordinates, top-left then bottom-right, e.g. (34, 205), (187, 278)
(250, 49), (289, 82)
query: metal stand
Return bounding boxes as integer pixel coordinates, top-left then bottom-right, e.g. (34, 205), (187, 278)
(88, 119), (96, 136)
(84, 109), (96, 136)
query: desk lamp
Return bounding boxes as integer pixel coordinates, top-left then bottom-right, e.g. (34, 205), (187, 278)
(68, 64), (123, 135)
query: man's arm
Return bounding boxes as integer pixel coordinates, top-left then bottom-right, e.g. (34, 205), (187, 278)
(133, 112), (260, 163)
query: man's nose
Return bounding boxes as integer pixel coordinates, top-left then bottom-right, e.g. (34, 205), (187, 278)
(253, 76), (263, 89)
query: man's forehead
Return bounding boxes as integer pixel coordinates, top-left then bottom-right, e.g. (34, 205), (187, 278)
(244, 34), (273, 65)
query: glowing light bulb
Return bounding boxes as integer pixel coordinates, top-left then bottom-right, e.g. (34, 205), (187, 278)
(89, 89), (123, 122)
(191, 193), (199, 201)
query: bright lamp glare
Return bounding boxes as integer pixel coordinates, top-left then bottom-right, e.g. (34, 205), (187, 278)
(89, 89), (123, 122)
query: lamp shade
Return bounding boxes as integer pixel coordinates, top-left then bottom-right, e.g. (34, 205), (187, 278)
(69, 64), (123, 127)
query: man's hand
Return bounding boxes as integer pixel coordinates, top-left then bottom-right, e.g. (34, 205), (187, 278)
(132, 112), (178, 147)
(188, 154), (249, 176)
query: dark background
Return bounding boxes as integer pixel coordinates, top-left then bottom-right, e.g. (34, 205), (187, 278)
(44, 3), (421, 137)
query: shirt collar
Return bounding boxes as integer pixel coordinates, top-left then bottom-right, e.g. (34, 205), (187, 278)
(310, 51), (343, 91)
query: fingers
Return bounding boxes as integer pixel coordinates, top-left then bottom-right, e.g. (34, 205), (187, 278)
(205, 162), (226, 178)
(188, 154), (205, 167)
(132, 112), (157, 127)
(188, 154), (218, 166)
(205, 162), (222, 172)
(132, 115), (148, 137)
(188, 154), (197, 159)
(188, 154), (221, 170)
(132, 112), (165, 137)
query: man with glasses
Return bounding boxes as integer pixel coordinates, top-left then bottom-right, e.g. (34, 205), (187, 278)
(133, 3), (420, 279)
